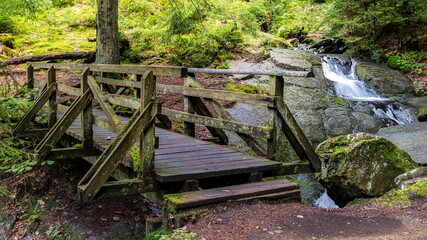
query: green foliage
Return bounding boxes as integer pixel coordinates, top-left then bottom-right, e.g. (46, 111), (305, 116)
(143, 228), (171, 240)
(159, 228), (200, 240)
(326, 0), (427, 52)
(387, 51), (427, 75)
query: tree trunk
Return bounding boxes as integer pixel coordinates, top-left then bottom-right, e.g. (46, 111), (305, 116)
(96, 0), (120, 64)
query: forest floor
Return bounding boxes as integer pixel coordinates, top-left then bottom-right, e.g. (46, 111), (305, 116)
(1, 159), (426, 239)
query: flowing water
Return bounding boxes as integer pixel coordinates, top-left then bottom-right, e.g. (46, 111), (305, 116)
(314, 190), (339, 208)
(322, 56), (413, 126)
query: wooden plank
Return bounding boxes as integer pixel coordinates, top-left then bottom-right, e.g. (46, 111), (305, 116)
(158, 158), (278, 172)
(183, 87), (277, 107)
(156, 84), (183, 94)
(188, 67), (313, 78)
(97, 179), (156, 199)
(154, 145), (215, 155)
(155, 156), (261, 169)
(161, 108), (272, 139)
(164, 180), (298, 209)
(157, 160), (280, 182)
(29, 62), (188, 78)
(46, 147), (100, 160)
(47, 67), (57, 128)
(276, 100), (321, 171)
(94, 76), (140, 88)
(13, 83), (57, 136)
(105, 94), (140, 109)
(57, 83), (81, 96)
(78, 102), (159, 202)
(155, 148), (237, 161)
(35, 90), (92, 162)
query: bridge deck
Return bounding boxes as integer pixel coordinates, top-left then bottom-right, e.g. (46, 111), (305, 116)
(62, 109), (281, 183)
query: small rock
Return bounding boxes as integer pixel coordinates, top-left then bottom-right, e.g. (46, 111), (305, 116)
(107, 136), (111, 140)
(297, 215), (304, 219)
(274, 230), (283, 234)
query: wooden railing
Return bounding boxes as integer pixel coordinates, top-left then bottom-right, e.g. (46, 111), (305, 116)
(15, 62), (321, 201)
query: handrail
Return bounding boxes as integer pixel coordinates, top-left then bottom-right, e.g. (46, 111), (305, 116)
(188, 68), (314, 77)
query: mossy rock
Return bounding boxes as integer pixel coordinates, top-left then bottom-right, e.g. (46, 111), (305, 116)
(417, 106), (427, 122)
(316, 132), (418, 207)
(0, 33), (14, 48)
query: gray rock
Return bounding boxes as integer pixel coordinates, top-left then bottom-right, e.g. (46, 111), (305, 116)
(323, 108), (353, 137)
(311, 39), (334, 49)
(269, 48), (321, 71)
(316, 132), (418, 207)
(350, 111), (384, 133)
(293, 110), (327, 144)
(377, 121), (427, 164)
(283, 86), (328, 112)
(355, 61), (414, 95)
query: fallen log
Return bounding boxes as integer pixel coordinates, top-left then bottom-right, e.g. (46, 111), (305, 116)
(2, 51), (95, 65)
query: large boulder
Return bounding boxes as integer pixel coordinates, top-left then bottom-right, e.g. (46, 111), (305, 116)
(355, 61), (414, 95)
(316, 132), (418, 207)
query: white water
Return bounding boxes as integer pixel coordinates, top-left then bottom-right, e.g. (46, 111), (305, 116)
(314, 190), (339, 208)
(322, 56), (413, 125)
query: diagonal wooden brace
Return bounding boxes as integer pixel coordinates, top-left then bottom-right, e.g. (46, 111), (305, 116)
(275, 100), (321, 171)
(13, 83), (57, 136)
(78, 102), (160, 202)
(34, 89), (92, 162)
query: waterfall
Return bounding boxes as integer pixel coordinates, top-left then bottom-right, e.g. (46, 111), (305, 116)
(321, 56), (413, 125)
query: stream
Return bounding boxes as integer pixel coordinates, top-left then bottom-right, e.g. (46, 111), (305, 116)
(322, 56), (413, 126)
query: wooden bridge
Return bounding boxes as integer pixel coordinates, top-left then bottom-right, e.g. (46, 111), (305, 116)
(12, 62), (320, 222)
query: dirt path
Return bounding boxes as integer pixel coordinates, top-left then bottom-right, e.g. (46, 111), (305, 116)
(186, 199), (427, 240)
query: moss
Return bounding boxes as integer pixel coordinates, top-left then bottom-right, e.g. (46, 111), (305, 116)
(0, 33), (14, 48)
(225, 83), (268, 95)
(143, 227), (171, 240)
(417, 106), (427, 118)
(375, 179), (427, 207)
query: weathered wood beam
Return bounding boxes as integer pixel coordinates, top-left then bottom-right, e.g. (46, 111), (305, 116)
(276, 100), (321, 172)
(47, 67), (57, 128)
(29, 62), (188, 78)
(96, 179), (157, 199)
(183, 87), (277, 107)
(13, 83), (57, 136)
(156, 84), (183, 94)
(161, 108), (272, 139)
(184, 74), (196, 137)
(94, 76), (140, 89)
(46, 148), (100, 160)
(81, 68), (93, 150)
(105, 94), (140, 109)
(58, 83), (80, 96)
(188, 68), (314, 78)
(267, 76), (284, 159)
(155, 114), (171, 129)
(140, 71), (156, 183)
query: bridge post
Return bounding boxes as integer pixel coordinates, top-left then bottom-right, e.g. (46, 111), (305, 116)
(81, 68), (93, 149)
(47, 66), (57, 128)
(184, 73), (196, 137)
(140, 71), (157, 183)
(267, 75), (284, 159)
(26, 65), (34, 100)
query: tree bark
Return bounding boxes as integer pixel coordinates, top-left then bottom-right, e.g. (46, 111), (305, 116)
(96, 0), (120, 64)
(1, 51), (95, 65)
